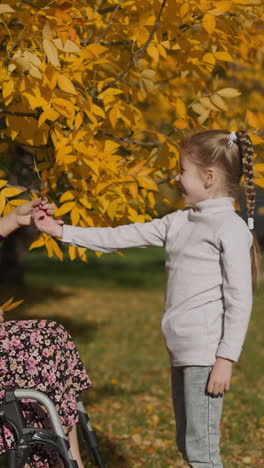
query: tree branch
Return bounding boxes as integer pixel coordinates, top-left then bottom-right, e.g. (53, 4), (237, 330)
(98, 6), (122, 15)
(100, 0), (167, 93)
(96, 0), (125, 43)
(0, 108), (40, 118)
(100, 40), (134, 46)
(100, 131), (159, 147)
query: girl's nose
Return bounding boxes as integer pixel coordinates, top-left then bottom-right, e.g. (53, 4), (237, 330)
(174, 172), (180, 182)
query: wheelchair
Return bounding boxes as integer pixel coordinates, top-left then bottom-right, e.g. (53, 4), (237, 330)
(0, 389), (105, 467)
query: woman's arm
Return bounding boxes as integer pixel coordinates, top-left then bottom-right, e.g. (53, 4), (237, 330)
(0, 198), (60, 238)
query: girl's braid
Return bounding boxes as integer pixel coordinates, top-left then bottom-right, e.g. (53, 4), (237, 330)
(236, 130), (255, 222)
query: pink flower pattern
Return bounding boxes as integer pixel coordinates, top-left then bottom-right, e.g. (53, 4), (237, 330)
(0, 320), (91, 467)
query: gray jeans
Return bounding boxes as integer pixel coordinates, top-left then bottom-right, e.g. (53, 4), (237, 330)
(171, 366), (224, 468)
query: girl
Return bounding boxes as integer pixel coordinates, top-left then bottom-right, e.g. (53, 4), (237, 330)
(0, 199), (91, 468)
(34, 130), (261, 467)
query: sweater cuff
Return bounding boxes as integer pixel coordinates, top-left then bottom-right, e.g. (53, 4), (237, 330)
(62, 224), (74, 244)
(216, 342), (241, 362)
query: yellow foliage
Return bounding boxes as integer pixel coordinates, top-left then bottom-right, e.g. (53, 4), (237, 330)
(0, 0), (262, 262)
(0, 297), (24, 312)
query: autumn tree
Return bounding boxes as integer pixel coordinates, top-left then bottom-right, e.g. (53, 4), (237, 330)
(0, 0), (263, 264)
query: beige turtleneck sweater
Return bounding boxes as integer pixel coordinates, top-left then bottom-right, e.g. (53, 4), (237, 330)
(62, 197), (253, 367)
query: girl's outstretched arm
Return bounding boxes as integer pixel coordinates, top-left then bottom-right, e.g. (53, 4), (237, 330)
(33, 207), (176, 252)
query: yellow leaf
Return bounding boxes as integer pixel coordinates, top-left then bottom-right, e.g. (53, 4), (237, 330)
(56, 202), (75, 215)
(2, 80), (14, 99)
(71, 207), (80, 225)
(209, 1), (232, 15)
(38, 109), (59, 127)
(255, 178), (264, 189)
(29, 235), (46, 250)
(49, 238), (63, 260)
(214, 51), (233, 62)
(92, 104), (105, 118)
(61, 39), (80, 54)
(104, 140), (120, 153)
(98, 88), (124, 100)
(200, 96), (220, 111)
(173, 119), (188, 129)
(9, 199), (28, 207)
(210, 94), (228, 111)
(4, 299), (24, 312)
(45, 238), (54, 257)
(141, 69), (156, 80)
(254, 164), (264, 172)
(29, 65), (42, 80)
(0, 180), (7, 189)
(57, 75), (77, 95)
(85, 43), (107, 56)
(246, 110), (259, 128)
(216, 88), (241, 98)
(109, 107), (119, 128)
(43, 39), (60, 67)
(129, 160), (148, 175)
(1, 187), (25, 197)
(69, 245), (77, 260)
(203, 14), (216, 34)
(75, 112), (83, 130)
(0, 4), (15, 14)
(192, 102), (208, 114)
(45, 65), (57, 90)
(77, 247), (87, 262)
(0, 193), (6, 215)
(180, 3), (190, 19)
(176, 98), (186, 118)
(43, 21), (56, 40)
(59, 191), (75, 203)
(147, 44), (159, 62)
(250, 134), (264, 145)
(0, 297), (13, 310)
(197, 110), (210, 125)
(53, 98), (75, 118)
(137, 176), (158, 191)
(202, 53), (215, 66)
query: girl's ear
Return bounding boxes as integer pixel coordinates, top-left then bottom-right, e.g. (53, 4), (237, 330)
(203, 167), (216, 189)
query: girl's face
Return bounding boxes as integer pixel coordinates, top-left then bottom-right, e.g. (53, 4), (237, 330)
(175, 152), (208, 206)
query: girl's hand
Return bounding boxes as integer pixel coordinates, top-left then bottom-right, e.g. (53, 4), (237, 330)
(15, 198), (55, 227)
(0, 308), (4, 323)
(207, 357), (233, 396)
(33, 210), (64, 238)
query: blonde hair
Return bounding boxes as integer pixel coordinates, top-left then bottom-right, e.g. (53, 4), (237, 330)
(181, 129), (262, 290)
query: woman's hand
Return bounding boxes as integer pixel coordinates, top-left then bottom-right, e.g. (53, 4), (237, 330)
(0, 198), (58, 237)
(33, 210), (64, 238)
(207, 357), (233, 396)
(0, 308), (4, 323)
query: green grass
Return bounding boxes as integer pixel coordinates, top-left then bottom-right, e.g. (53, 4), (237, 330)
(1, 247), (264, 467)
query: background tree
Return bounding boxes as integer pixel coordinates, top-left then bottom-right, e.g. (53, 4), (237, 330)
(0, 0), (263, 265)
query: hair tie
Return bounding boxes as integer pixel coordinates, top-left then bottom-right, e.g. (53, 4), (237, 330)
(228, 131), (238, 148)
(247, 217), (254, 230)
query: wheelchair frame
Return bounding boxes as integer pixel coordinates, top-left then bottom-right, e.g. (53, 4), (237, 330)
(0, 389), (105, 468)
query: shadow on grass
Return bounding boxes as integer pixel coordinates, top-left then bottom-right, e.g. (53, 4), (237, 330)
(82, 434), (131, 468)
(0, 284), (108, 347)
(25, 249), (166, 290)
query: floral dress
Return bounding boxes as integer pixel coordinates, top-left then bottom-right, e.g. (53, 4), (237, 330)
(0, 319), (92, 467)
